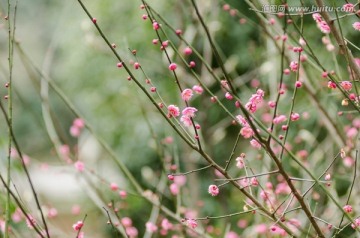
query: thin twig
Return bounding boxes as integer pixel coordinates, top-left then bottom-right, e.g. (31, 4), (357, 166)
(215, 170), (279, 181)
(76, 214), (87, 238)
(337, 150), (358, 231)
(103, 208), (125, 238)
(0, 173), (45, 238)
(170, 164), (212, 176)
(302, 152), (340, 198)
(195, 209), (258, 220)
(0, 101), (50, 238)
(189, 0), (236, 94)
(224, 129), (241, 171)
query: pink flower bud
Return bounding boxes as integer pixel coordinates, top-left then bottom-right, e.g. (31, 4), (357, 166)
(343, 205), (353, 213)
(153, 21), (160, 30)
(184, 47), (192, 55)
(208, 185), (219, 196)
(168, 63), (177, 71)
(225, 92), (233, 100)
(290, 113), (300, 121)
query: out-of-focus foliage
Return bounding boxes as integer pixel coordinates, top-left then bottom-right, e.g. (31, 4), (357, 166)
(0, 0), (359, 237)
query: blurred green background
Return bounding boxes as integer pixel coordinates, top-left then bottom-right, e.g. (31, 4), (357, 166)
(0, 0), (359, 237)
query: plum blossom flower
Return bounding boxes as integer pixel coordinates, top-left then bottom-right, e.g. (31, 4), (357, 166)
(162, 40), (169, 48)
(255, 224), (268, 234)
(275, 182), (291, 195)
(312, 13), (322, 22)
(343, 3), (354, 12)
(343, 157), (354, 167)
(353, 22), (360, 31)
(73, 118), (85, 128)
(192, 85), (203, 94)
(182, 107), (197, 117)
(343, 205), (353, 213)
(134, 62), (140, 69)
(260, 191), (270, 200)
(353, 118), (360, 128)
(72, 221), (84, 231)
(346, 127), (358, 139)
(268, 101), (276, 108)
(251, 177), (259, 186)
(235, 156), (245, 169)
(110, 182), (119, 191)
(270, 225), (287, 236)
(225, 231), (239, 238)
(174, 175), (186, 187)
(312, 13), (331, 34)
(250, 139), (261, 149)
(12, 208), (23, 223)
(225, 92), (233, 100)
(351, 218), (360, 229)
(341, 81), (352, 91)
(161, 218), (173, 230)
(180, 115), (193, 127)
(326, 44), (335, 51)
(187, 219), (198, 229)
(236, 115), (249, 127)
(126, 227), (138, 238)
(26, 215), (36, 229)
(328, 81), (336, 89)
(273, 115), (287, 124)
(319, 21), (330, 34)
(221, 80), (230, 90)
(299, 37), (306, 46)
(121, 217), (133, 227)
(240, 179), (251, 189)
(169, 183), (179, 195)
(70, 118), (85, 137)
(47, 207), (58, 218)
(168, 63), (177, 71)
(184, 47), (192, 55)
(290, 113), (300, 121)
(181, 89), (193, 101)
(74, 161), (85, 172)
(70, 126), (81, 137)
(119, 190), (127, 199)
(240, 127), (254, 139)
(167, 105), (180, 117)
(289, 61), (298, 72)
(208, 185), (219, 196)
(146, 222), (158, 232)
(245, 102), (257, 113)
(152, 21), (160, 30)
(245, 89), (264, 113)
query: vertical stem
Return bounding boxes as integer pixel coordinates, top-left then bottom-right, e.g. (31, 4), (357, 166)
(224, 129), (241, 171)
(5, 0), (13, 236)
(189, 0), (237, 94)
(278, 9), (304, 161)
(267, 11), (287, 144)
(264, 144), (325, 238)
(315, 0), (360, 81)
(337, 150), (358, 232)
